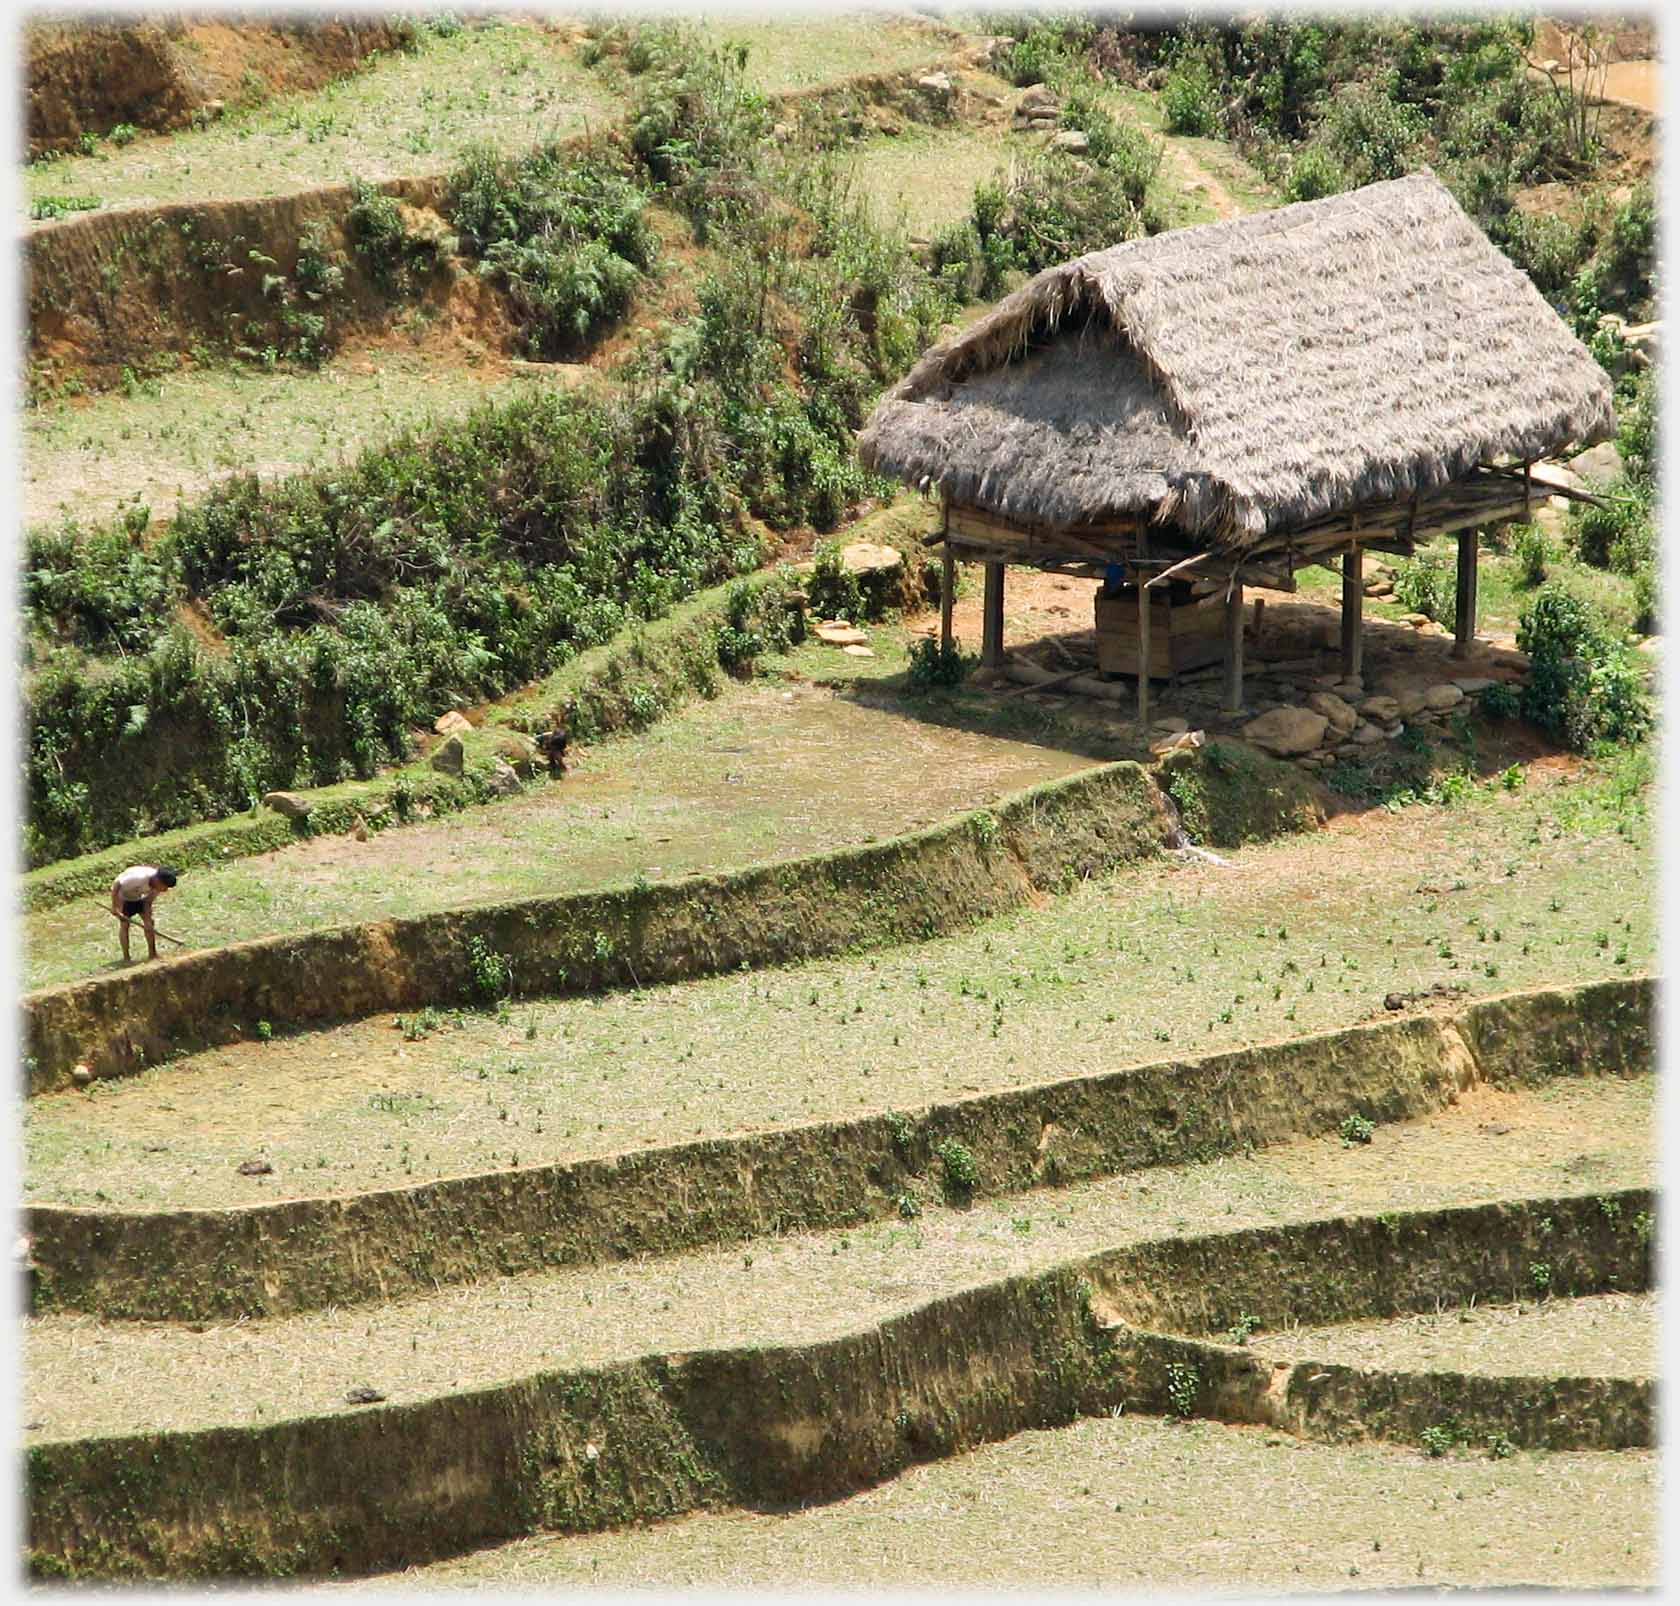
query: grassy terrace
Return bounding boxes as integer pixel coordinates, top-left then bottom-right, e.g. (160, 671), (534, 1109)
(361, 1413), (1654, 1591)
(23, 752), (1652, 1209)
(23, 1072), (1654, 1440)
(1248, 1291), (1658, 1379)
(22, 14), (959, 219)
(23, 354), (562, 531)
(21, 668), (1099, 992)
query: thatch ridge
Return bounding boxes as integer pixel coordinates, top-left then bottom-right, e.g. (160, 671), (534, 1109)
(858, 172), (1615, 544)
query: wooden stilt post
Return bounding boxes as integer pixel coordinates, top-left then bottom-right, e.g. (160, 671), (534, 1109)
(940, 546), (955, 654)
(1136, 580), (1151, 726)
(1222, 577), (1245, 713)
(1453, 529), (1479, 659)
(981, 561), (1005, 669)
(1340, 533), (1363, 682)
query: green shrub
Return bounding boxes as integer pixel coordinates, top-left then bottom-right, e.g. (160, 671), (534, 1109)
(1282, 142), (1347, 202)
(1162, 49), (1222, 136)
(987, 149), (1153, 274)
(996, 20), (1090, 87)
(347, 179), (444, 295)
(806, 540), (865, 623)
(907, 635), (973, 690)
(1512, 522), (1551, 586)
(1390, 551), (1457, 632)
(1517, 584), (1651, 750)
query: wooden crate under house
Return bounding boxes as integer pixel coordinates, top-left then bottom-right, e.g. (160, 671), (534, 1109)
(1095, 579), (1223, 680)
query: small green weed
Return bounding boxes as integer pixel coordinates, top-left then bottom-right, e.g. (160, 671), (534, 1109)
(1339, 1113), (1375, 1147)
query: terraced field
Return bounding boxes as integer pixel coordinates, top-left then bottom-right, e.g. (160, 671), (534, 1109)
(18, 11), (1660, 1592)
(22, 14), (957, 219)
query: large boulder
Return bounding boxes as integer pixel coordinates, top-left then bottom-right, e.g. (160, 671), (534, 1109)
(1424, 683), (1466, 711)
(485, 759), (521, 798)
(1242, 706), (1329, 756)
(262, 790), (313, 820)
(430, 735), (464, 776)
(433, 710), (473, 736)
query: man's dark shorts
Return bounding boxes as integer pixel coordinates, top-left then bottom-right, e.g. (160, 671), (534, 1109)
(121, 899), (146, 920)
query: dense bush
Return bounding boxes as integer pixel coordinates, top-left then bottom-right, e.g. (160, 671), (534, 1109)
(1389, 551), (1457, 632)
(1161, 43), (1223, 136)
(1517, 585), (1651, 749)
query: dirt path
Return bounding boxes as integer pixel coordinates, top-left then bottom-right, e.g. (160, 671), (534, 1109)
(1160, 137), (1242, 220)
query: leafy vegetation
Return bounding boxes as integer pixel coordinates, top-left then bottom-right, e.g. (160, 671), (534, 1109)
(1516, 586), (1651, 752)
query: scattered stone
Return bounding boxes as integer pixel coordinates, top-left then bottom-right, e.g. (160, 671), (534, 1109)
(1149, 729), (1204, 757)
(1017, 83), (1058, 113)
(1568, 440), (1624, 480)
(433, 710), (474, 735)
(1359, 695), (1401, 723)
(1351, 721), (1383, 745)
(1306, 691), (1357, 733)
(70, 1062), (93, 1085)
(496, 734), (538, 778)
(237, 1159), (273, 1176)
(344, 1386), (386, 1406)
(1394, 688), (1430, 718)
(1403, 613), (1431, 628)
(1480, 1122), (1514, 1137)
(1383, 721), (1405, 739)
(430, 734), (465, 776)
(917, 71), (953, 95)
(842, 644), (876, 658)
(1242, 705), (1329, 756)
(1424, 683), (1465, 711)
(1384, 992), (1408, 1011)
(1333, 679), (1364, 698)
(1364, 579), (1395, 598)
(485, 759), (521, 798)
(1052, 129), (1089, 152)
(816, 622), (868, 647)
(1452, 677), (1497, 695)
(262, 790), (314, 820)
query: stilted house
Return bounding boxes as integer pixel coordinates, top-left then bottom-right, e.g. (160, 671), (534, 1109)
(858, 171), (1616, 721)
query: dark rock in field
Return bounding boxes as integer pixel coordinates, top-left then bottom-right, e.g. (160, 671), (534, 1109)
(1384, 992), (1408, 1011)
(1480, 1122), (1514, 1137)
(430, 734), (464, 776)
(344, 1386), (386, 1405)
(236, 1158), (273, 1176)
(262, 790), (313, 820)
(485, 759), (521, 798)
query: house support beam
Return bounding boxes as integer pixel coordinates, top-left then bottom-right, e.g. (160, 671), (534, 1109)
(1136, 582), (1151, 725)
(1222, 581), (1245, 713)
(940, 547), (955, 654)
(981, 561), (1005, 669)
(1340, 540), (1364, 681)
(1454, 529), (1479, 659)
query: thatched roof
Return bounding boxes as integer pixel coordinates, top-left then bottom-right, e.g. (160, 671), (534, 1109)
(859, 172), (1616, 547)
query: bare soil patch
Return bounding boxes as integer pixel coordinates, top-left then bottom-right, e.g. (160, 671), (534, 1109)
(358, 1413), (1653, 1591)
